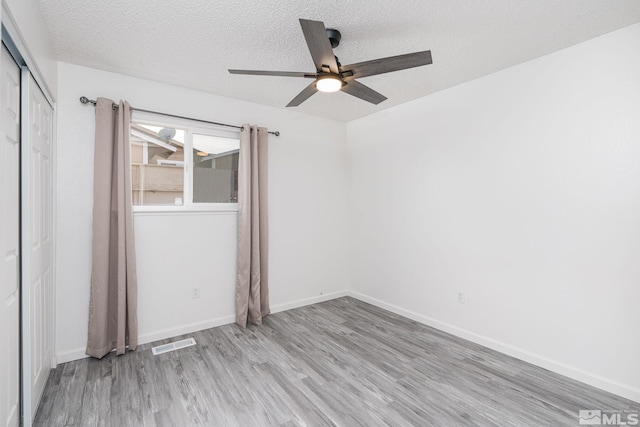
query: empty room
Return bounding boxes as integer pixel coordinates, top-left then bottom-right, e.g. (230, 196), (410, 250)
(1, 0), (639, 426)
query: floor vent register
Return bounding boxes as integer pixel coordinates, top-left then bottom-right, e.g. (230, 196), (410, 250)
(151, 337), (197, 355)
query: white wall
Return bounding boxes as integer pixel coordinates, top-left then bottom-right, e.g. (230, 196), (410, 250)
(347, 24), (640, 402)
(2, 0), (57, 97)
(55, 62), (348, 362)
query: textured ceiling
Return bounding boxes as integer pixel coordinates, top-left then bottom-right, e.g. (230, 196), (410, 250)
(39, 0), (640, 122)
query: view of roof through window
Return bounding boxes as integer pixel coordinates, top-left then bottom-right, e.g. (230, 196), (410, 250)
(137, 124), (238, 156)
(138, 124), (184, 142)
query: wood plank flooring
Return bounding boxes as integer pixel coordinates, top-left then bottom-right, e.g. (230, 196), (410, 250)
(35, 297), (638, 426)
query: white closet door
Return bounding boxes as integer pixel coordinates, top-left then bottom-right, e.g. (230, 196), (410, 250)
(21, 72), (52, 424)
(0, 45), (21, 427)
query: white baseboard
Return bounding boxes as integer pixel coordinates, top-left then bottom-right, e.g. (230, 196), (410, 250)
(140, 290), (350, 346)
(55, 290), (349, 365)
(56, 314), (237, 365)
(347, 290), (640, 404)
(56, 347), (88, 364)
(270, 290), (349, 314)
(137, 314), (236, 345)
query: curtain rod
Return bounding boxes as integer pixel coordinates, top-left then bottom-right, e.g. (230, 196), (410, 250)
(79, 96), (280, 136)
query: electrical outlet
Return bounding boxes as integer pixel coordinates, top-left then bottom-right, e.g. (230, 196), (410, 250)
(457, 291), (465, 304)
(192, 287), (200, 299)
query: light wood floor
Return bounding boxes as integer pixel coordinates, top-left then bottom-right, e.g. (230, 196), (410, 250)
(35, 297), (638, 426)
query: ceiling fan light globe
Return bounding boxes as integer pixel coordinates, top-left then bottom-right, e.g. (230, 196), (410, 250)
(316, 76), (342, 93)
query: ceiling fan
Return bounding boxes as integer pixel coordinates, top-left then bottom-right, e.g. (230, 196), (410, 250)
(228, 18), (433, 107)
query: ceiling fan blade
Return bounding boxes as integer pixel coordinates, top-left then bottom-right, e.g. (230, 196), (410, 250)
(341, 51), (432, 79)
(341, 80), (387, 105)
(286, 82), (319, 107)
(299, 19), (339, 74)
(228, 69), (316, 78)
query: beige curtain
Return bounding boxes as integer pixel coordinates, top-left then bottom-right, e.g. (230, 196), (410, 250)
(86, 98), (138, 358)
(236, 125), (270, 327)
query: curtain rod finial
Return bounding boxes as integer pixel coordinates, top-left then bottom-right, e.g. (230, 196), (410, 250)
(80, 96), (96, 105)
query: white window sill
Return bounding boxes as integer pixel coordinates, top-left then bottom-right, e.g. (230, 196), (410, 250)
(133, 204), (238, 216)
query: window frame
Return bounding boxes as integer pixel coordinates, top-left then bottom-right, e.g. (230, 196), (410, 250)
(131, 110), (240, 213)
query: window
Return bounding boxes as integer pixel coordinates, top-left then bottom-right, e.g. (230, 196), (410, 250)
(130, 112), (240, 208)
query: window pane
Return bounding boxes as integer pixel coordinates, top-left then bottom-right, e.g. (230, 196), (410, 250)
(192, 134), (239, 203)
(130, 122), (186, 206)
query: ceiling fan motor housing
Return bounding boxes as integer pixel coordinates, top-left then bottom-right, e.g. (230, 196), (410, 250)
(326, 28), (341, 48)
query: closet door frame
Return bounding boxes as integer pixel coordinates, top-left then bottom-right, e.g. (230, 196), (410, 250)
(2, 5), (57, 426)
(0, 41), (22, 427)
(21, 69), (54, 425)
